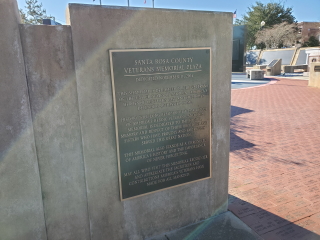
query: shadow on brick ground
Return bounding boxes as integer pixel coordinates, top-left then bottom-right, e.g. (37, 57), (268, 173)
(230, 106), (255, 152)
(228, 195), (320, 240)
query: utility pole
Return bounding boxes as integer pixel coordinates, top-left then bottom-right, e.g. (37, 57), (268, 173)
(152, 0), (154, 8)
(128, 0), (130, 7)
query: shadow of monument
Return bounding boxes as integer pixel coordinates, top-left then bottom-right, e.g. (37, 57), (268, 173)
(230, 132), (255, 152)
(231, 105), (254, 118)
(230, 106), (255, 152)
(259, 58), (267, 65)
(228, 194), (320, 240)
(246, 51), (259, 65)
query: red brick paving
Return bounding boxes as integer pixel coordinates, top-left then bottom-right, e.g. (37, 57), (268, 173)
(229, 78), (320, 239)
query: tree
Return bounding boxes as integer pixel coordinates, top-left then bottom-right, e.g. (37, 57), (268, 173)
(235, 1), (296, 49)
(19, 0), (54, 25)
(302, 36), (320, 47)
(255, 22), (298, 49)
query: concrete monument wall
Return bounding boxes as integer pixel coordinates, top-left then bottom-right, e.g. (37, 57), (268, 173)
(19, 25), (91, 240)
(0, 1), (47, 239)
(259, 48), (296, 65)
(294, 48), (308, 65)
(309, 62), (320, 88)
(247, 47), (319, 67)
(0, 1), (232, 239)
(67, 4), (232, 240)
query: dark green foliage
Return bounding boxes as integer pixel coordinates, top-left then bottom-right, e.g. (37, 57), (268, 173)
(19, 0), (54, 25)
(235, 1), (296, 49)
(302, 36), (320, 47)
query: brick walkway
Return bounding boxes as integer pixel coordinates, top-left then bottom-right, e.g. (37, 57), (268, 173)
(229, 78), (320, 240)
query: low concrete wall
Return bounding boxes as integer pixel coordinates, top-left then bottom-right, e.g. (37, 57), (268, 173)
(258, 48), (295, 65)
(309, 62), (320, 88)
(247, 47), (320, 67)
(282, 65), (308, 73)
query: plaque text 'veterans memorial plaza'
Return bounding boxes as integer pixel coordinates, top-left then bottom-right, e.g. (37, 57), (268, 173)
(110, 48), (212, 200)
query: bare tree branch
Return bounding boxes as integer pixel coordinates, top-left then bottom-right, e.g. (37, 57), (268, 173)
(255, 22), (298, 49)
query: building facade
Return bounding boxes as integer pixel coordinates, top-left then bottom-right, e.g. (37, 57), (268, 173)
(298, 22), (320, 43)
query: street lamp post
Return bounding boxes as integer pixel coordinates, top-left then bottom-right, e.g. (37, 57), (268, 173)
(258, 21), (266, 49)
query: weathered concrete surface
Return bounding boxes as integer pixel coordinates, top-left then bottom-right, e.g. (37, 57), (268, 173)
(250, 70), (264, 80)
(68, 5), (232, 240)
(0, 0), (47, 239)
(147, 211), (262, 240)
(20, 25), (91, 240)
(282, 65), (308, 73)
(309, 62), (320, 88)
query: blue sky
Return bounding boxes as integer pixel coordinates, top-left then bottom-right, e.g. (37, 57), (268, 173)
(17, 0), (320, 25)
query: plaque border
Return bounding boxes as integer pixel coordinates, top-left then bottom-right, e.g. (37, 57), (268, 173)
(109, 47), (212, 201)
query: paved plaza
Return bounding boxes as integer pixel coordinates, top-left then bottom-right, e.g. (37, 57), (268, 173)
(231, 73), (271, 89)
(229, 77), (320, 239)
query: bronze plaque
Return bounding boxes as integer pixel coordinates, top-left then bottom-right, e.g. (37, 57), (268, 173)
(315, 66), (320, 72)
(110, 48), (211, 200)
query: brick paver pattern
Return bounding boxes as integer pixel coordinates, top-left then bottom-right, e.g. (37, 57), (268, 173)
(229, 78), (320, 240)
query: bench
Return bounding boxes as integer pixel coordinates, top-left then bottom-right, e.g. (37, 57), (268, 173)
(282, 65), (308, 73)
(247, 69), (265, 80)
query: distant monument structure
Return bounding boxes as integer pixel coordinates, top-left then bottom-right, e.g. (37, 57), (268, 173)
(232, 25), (247, 72)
